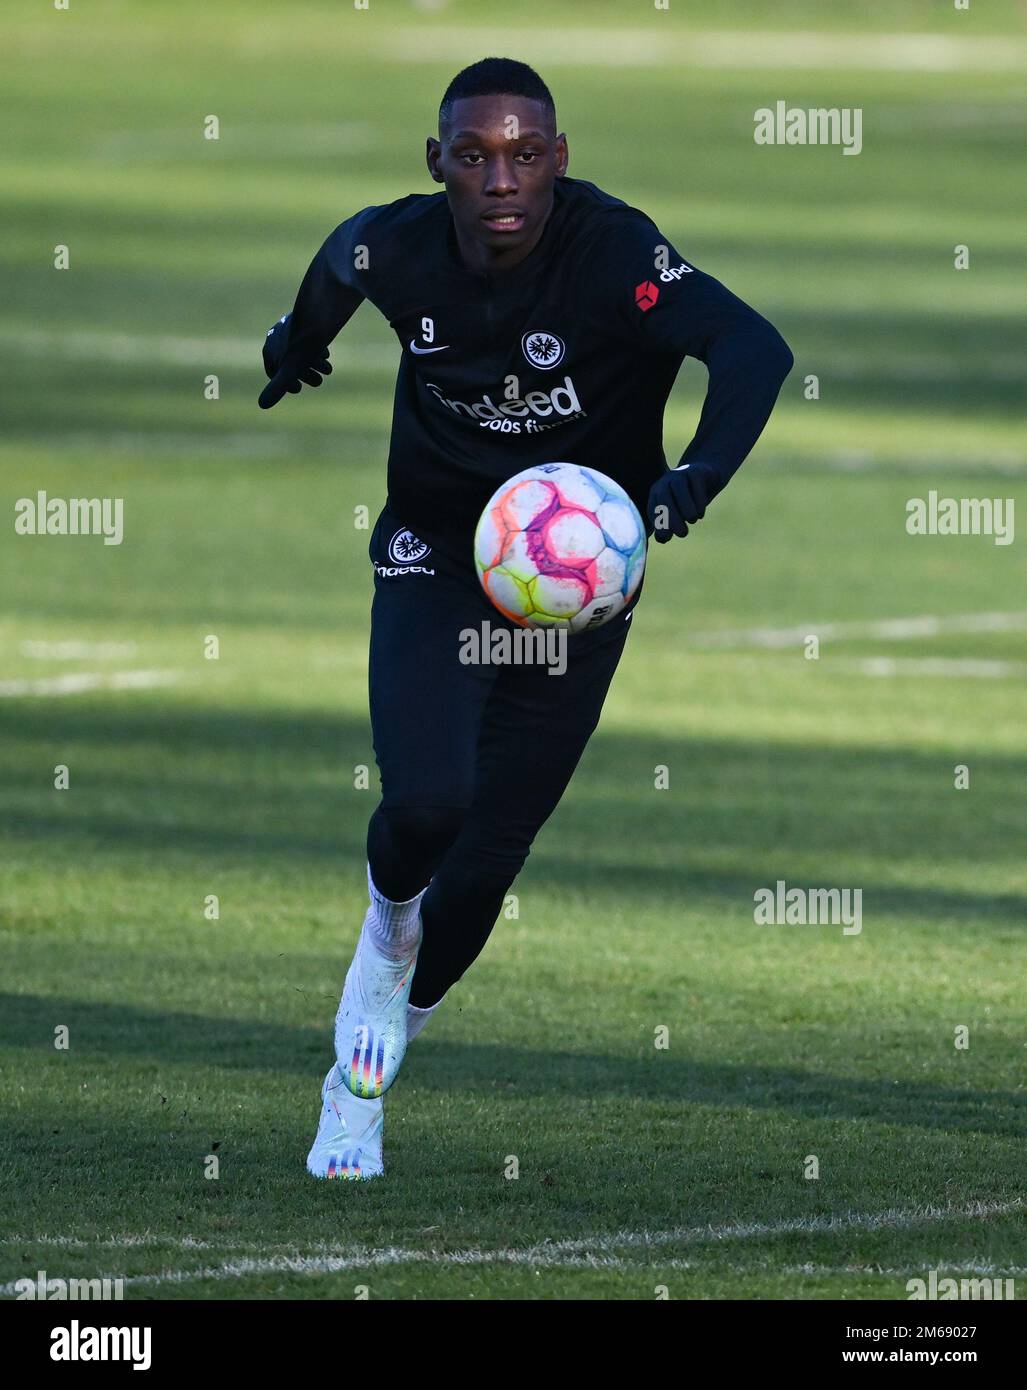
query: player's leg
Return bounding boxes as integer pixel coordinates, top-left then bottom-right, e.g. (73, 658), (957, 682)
(408, 624), (629, 1010)
(338, 516), (502, 1078)
(307, 617), (625, 1173)
(309, 521), (495, 1176)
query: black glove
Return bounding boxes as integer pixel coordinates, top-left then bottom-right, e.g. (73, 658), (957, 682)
(258, 313), (332, 409)
(647, 461), (717, 543)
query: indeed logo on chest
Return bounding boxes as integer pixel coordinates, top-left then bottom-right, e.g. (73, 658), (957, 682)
(424, 377), (584, 435)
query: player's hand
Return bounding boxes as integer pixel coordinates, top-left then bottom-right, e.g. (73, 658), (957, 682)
(258, 313), (332, 409)
(647, 462), (713, 543)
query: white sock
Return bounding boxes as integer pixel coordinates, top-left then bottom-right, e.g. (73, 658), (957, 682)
(406, 998), (442, 1043)
(366, 863), (426, 961)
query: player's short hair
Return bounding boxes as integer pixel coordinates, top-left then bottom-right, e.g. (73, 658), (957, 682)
(439, 58), (556, 133)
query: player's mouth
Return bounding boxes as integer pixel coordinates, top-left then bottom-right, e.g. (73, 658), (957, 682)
(481, 209), (527, 233)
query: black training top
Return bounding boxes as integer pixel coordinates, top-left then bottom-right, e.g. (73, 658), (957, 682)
(271, 174), (793, 564)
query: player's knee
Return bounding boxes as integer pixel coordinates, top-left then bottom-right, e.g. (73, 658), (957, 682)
(462, 816), (536, 881)
(382, 804), (466, 862)
(435, 841), (528, 898)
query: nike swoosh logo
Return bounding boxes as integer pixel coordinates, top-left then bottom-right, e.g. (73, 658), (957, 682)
(410, 341), (450, 355)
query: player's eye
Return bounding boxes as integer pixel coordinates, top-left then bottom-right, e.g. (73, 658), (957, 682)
(459, 152), (485, 165)
(516, 150), (540, 163)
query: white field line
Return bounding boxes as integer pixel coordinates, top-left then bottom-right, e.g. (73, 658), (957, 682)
(17, 432), (307, 458)
(9, 435), (1021, 476)
(6, 327), (1025, 390)
(808, 453), (1026, 476)
(873, 103), (1027, 133)
(380, 28), (1027, 73)
(0, 326), (397, 373)
(785, 1263), (1027, 1278)
(855, 657), (1027, 679)
(1, 1251), (692, 1296)
(0, 670), (182, 699)
(821, 355), (1027, 385)
(540, 1197), (1024, 1256)
(691, 611), (1027, 650)
(91, 122), (372, 161)
(0, 1235), (222, 1251)
(2, 1197), (1019, 1295)
(20, 640), (138, 661)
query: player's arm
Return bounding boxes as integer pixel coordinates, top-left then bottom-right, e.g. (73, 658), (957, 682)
(644, 261), (793, 541)
(258, 212), (370, 409)
(594, 213), (792, 540)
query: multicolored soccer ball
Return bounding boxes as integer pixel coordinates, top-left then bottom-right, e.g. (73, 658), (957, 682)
(474, 463), (646, 632)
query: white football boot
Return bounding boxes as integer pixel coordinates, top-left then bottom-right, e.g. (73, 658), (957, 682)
(335, 895), (423, 1101)
(306, 1064), (383, 1180)
(307, 999), (443, 1178)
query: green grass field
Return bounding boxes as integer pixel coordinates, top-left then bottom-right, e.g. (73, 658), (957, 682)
(1, 0), (1025, 1300)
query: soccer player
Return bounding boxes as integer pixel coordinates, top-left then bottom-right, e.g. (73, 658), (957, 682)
(259, 58), (793, 1178)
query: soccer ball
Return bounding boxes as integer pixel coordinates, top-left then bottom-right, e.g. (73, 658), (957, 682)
(474, 463), (646, 633)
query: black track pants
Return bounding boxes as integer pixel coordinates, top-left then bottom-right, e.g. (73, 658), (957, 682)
(365, 508), (632, 1007)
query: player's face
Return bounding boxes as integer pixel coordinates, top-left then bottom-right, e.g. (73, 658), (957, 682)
(427, 95), (568, 268)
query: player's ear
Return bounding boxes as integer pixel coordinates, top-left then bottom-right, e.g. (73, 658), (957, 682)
(554, 133), (569, 178)
(426, 137), (444, 183)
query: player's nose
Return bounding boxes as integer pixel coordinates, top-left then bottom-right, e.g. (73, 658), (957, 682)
(482, 157), (518, 197)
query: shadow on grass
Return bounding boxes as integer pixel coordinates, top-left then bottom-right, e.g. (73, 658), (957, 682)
(2, 701), (1025, 920)
(3, 994), (1023, 1142)
(2, 295), (1024, 445)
